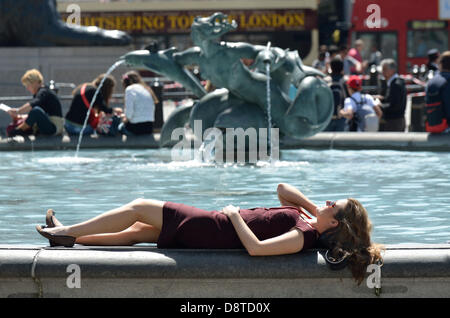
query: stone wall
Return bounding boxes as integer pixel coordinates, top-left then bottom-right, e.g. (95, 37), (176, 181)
(0, 46), (131, 97)
(0, 244), (449, 298)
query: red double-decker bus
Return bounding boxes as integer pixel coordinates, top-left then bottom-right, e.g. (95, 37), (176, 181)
(348, 0), (450, 74)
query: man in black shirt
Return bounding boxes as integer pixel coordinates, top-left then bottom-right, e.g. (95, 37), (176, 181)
(7, 69), (63, 136)
(375, 59), (407, 131)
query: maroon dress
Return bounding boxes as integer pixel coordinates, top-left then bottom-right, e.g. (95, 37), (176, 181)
(157, 201), (318, 251)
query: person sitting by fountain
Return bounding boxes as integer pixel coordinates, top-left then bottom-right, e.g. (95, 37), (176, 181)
(7, 69), (64, 137)
(36, 183), (384, 285)
(339, 75), (382, 132)
(118, 71), (159, 136)
(64, 74), (116, 135)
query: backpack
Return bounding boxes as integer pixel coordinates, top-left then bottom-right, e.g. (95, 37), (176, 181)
(349, 94), (379, 132)
(329, 80), (347, 116)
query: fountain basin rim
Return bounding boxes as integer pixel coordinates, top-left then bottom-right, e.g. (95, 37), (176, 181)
(0, 243), (449, 298)
(1, 132), (450, 152)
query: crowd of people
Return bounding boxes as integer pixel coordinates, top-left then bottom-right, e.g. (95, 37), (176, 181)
(320, 53), (407, 132)
(314, 40), (450, 134)
(4, 69), (158, 138)
(3, 44), (450, 138)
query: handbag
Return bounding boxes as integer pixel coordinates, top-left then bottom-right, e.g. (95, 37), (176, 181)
(96, 113), (120, 136)
(6, 117), (32, 137)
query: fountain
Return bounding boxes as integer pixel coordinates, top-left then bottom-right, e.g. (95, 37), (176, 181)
(122, 12), (334, 158)
(1, 12), (333, 160)
(0, 12), (449, 300)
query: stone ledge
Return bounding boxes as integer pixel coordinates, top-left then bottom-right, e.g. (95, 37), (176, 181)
(281, 132), (450, 151)
(1, 132), (450, 152)
(0, 134), (160, 151)
(0, 244), (449, 298)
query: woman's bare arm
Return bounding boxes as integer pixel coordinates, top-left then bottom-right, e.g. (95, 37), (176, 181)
(277, 183), (318, 217)
(221, 205), (304, 256)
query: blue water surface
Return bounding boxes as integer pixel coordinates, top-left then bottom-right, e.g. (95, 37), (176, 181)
(0, 148), (449, 245)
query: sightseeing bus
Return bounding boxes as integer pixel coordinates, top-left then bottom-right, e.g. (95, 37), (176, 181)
(57, 0), (320, 65)
(348, 0), (450, 74)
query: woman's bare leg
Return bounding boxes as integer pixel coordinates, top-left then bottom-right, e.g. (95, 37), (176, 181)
(43, 199), (165, 238)
(76, 222), (160, 246)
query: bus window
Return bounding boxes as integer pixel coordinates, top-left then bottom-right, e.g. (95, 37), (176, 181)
(407, 29), (448, 57)
(354, 32), (398, 64)
(380, 33), (398, 61)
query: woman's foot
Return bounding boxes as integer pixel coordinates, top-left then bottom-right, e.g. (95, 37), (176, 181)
(36, 225), (76, 247)
(40, 225), (71, 236)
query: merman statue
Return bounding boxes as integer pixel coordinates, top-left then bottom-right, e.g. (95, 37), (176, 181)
(123, 13), (333, 146)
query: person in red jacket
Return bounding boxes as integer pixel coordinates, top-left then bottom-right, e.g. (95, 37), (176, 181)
(425, 51), (450, 133)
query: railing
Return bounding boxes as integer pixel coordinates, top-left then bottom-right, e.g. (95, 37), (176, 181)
(0, 79), (197, 104)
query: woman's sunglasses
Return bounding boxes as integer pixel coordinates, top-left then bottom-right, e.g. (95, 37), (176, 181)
(326, 201), (336, 208)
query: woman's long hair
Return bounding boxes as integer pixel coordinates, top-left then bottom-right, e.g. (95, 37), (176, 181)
(121, 70), (159, 104)
(318, 198), (384, 285)
(72, 74), (116, 106)
(92, 74), (116, 106)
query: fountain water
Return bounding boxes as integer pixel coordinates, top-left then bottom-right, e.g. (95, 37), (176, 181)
(190, 42), (276, 165)
(75, 59), (125, 157)
(197, 130), (218, 163)
(264, 42), (273, 162)
(2, 148), (450, 245)
(265, 64), (272, 162)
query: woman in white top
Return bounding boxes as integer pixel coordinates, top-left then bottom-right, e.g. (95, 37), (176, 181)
(339, 75), (382, 132)
(120, 71), (159, 135)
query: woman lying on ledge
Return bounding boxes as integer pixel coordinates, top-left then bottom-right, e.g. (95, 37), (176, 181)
(36, 183), (383, 284)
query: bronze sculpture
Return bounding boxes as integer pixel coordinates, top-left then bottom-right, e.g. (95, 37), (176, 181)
(123, 13), (333, 146)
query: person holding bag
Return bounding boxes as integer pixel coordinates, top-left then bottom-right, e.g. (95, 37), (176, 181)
(340, 75), (382, 132)
(64, 74), (116, 135)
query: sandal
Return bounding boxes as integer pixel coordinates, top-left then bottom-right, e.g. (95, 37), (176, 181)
(36, 225), (76, 248)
